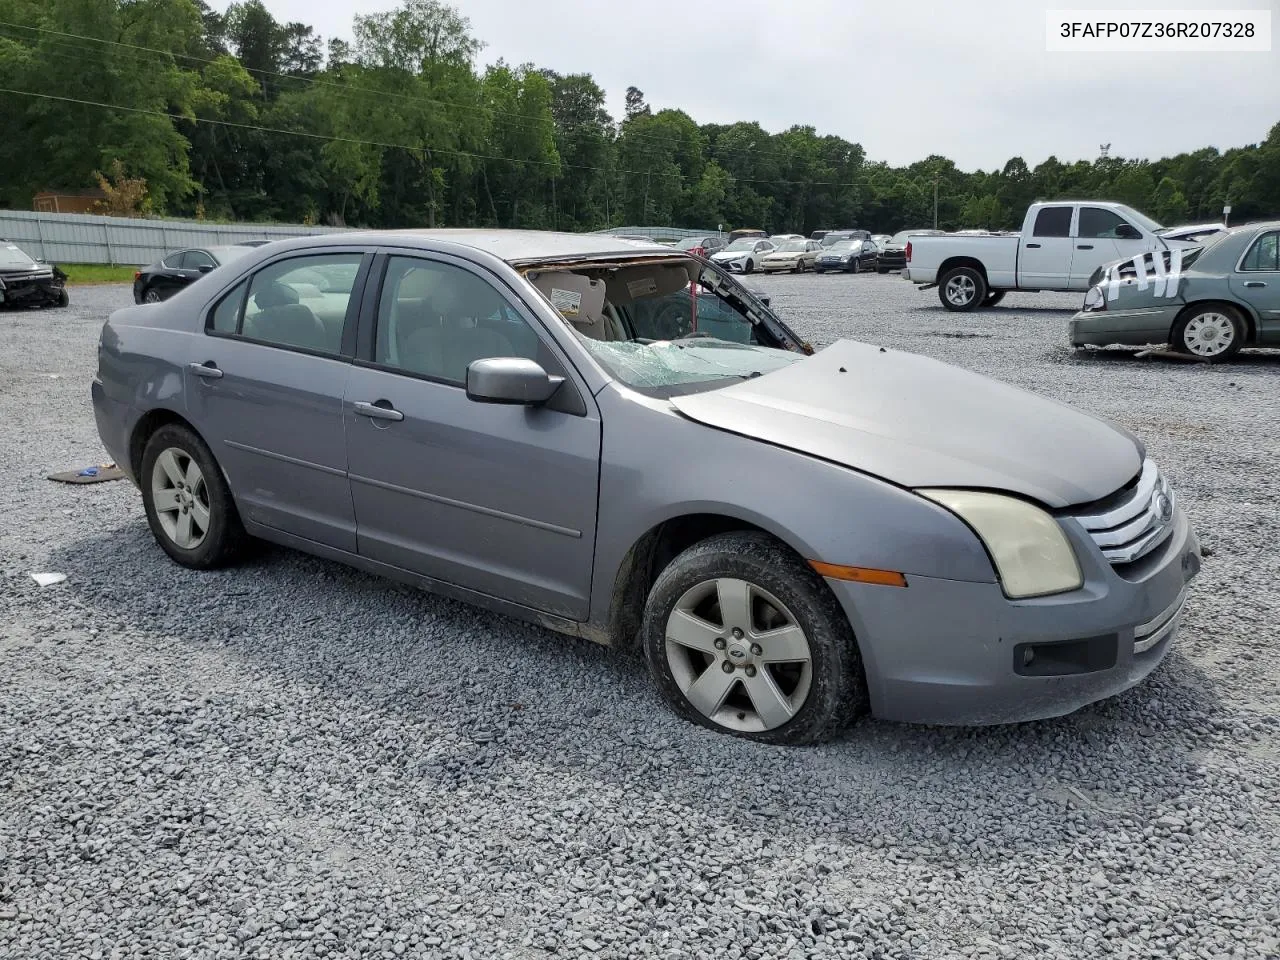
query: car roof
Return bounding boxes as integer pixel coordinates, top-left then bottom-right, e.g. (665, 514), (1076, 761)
(327, 228), (673, 263)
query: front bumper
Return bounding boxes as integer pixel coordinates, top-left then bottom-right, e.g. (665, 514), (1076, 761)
(712, 258), (748, 273)
(760, 260), (800, 272)
(826, 507), (1201, 725)
(1069, 307), (1178, 347)
(0, 274), (63, 306)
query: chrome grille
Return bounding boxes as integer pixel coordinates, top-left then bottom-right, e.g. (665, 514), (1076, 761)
(1071, 460), (1175, 565)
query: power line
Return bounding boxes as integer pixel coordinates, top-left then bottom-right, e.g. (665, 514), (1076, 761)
(0, 85), (871, 189)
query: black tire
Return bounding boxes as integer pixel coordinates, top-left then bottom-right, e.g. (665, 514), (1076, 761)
(938, 266), (987, 312)
(984, 290), (1006, 307)
(54, 288), (70, 308)
(877, 266), (888, 274)
(744, 259), (755, 274)
(142, 286), (163, 304)
(1171, 304), (1244, 362)
(851, 259), (862, 274)
(642, 531), (868, 745)
(794, 261), (804, 274)
(140, 423), (250, 569)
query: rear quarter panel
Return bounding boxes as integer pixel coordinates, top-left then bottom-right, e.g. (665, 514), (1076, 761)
(905, 236), (1019, 288)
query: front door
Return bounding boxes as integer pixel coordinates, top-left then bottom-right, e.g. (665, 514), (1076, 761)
(1230, 229), (1280, 343)
(1019, 205), (1075, 289)
(185, 250), (370, 551)
(344, 253), (601, 620)
(1069, 206), (1158, 291)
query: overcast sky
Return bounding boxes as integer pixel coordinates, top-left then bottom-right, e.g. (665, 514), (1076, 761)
(223, 0), (1279, 170)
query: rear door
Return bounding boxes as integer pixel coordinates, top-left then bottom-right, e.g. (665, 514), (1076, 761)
(1230, 229), (1280, 343)
(185, 249), (372, 551)
(1070, 206), (1158, 291)
(1018, 205), (1074, 289)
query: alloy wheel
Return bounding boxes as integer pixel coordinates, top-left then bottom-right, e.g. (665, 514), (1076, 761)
(150, 447), (211, 549)
(143, 288), (162, 303)
(944, 274), (977, 307)
(664, 577), (813, 733)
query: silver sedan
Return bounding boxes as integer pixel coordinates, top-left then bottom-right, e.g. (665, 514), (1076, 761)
(93, 230), (1201, 743)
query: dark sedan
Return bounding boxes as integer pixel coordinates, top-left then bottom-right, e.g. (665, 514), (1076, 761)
(0, 239), (68, 308)
(814, 239), (879, 274)
(675, 235), (728, 258)
(133, 246), (252, 304)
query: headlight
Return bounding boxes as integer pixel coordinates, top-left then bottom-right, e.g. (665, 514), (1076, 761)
(918, 490), (1083, 598)
(1083, 284), (1107, 312)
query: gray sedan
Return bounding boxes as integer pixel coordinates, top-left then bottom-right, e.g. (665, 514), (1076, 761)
(93, 230), (1201, 743)
(1070, 221), (1280, 360)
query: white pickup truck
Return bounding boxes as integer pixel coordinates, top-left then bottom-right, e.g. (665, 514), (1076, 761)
(904, 201), (1179, 311)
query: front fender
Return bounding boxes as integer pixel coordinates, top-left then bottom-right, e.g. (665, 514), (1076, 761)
(588, 385), (996, 629)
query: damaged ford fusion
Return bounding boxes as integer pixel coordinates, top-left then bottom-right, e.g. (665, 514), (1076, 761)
(92, 229), (1200, 744)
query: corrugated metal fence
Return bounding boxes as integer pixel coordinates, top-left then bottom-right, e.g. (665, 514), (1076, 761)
(0, 209), (349, 266)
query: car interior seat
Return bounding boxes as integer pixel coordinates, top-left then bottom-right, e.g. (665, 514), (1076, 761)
(400, 269), (514, 381)
(244, 280), (331, 352)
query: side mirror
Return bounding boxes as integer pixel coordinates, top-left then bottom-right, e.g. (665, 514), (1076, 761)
(1115, 223), (1141, 240)
(466, 357), (564, 406)
(197, 264), (215, 274)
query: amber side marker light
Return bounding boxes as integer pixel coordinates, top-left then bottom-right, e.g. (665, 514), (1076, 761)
(809, 561), (908, 588)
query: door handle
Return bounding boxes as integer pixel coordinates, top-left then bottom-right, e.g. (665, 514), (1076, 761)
(354, 400), (404, 422)
(187, 361), (223, 379)
(1244, 281), (1267, 288)
(1076, 244), (1094, 250)
(1026, 243), (1041, 249)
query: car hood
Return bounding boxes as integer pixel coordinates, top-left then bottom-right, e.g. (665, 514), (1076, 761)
(764, 250), (802, 258)
(711, 250), (750, 259)
(670, 340), (1141, 508)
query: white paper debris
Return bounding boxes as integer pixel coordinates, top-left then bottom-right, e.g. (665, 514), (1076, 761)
(30, 572), (67, 587)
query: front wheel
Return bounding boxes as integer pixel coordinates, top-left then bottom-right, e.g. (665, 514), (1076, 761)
(642, 531), (867, 744)
(1172, 305), (1244, 361)
(744, 258), (755, 274)
(54, 288), (69, 308)
(938, 266), (987, 312)
(141, 424), (250, 569)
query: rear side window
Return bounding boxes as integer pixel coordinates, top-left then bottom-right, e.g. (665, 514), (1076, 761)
(1241, 232), (1280, 271)
(185, 250), (217, 270)
(209, 280), (247, 334)
(240, 254), (364, 355)
(1033, 207), (1072, 238)
(162, 253), (184, 269)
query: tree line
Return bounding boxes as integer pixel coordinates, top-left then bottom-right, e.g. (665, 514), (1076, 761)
(1, 0), (1278, 234)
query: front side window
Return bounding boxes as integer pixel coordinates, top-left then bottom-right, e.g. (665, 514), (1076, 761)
(240, 253), (364, 355)
(183, 250), (217, 270)
(1241, 232), (1280, 271)
(374, 256), (542, 383)
(1078, 207), (1131, 239)
(1033, 207), (1072, 238)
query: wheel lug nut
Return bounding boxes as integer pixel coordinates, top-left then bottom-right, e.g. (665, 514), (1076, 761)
(721, 661), (735, 674)
(732, 628), (744, 640)
(714, 638), (726, 650)
(750, 643), (762, 656)
(745, 666), (757, 678)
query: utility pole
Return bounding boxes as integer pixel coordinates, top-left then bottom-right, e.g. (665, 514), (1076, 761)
(933, 171), (940, 229)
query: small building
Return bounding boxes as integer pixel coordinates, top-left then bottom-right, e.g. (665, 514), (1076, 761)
(33, 189), (107, 215)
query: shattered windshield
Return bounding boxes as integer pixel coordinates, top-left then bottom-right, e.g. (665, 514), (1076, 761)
(580, 338), (801, 394)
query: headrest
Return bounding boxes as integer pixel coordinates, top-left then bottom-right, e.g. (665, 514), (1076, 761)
(253, 279), (300, 310)
(530, 272), (606, 326)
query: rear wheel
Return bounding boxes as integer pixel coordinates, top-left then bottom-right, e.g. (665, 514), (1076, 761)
(938, 266), (987, 312)
(142, 286), (162, 304)
(642, 531), (867, 744)
(1172, 305), (1244, 361)
(141, 424), (250, 569)
(984, 290), (1006, 307)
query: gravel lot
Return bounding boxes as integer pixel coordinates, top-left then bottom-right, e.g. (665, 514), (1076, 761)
(2, 277), (1278, 960)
